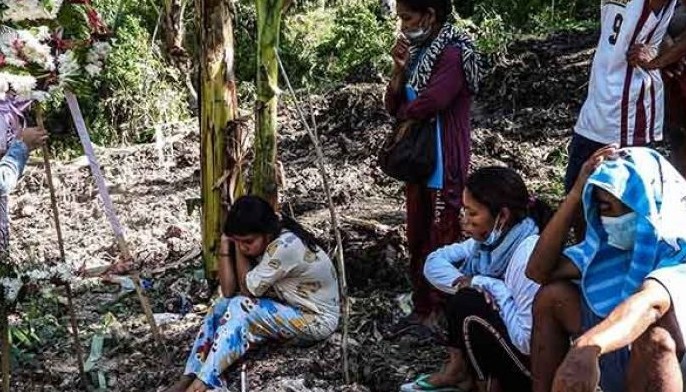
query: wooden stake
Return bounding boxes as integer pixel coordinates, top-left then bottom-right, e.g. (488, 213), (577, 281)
(275, 52), (351, 384)
(1, 303), (9, 392)
(114, 224), (166, 358)
(35, 109), (88, 388)
(63, 91), (165, 355)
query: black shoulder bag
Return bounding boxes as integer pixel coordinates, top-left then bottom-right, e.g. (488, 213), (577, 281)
(378, 119), (437, 183)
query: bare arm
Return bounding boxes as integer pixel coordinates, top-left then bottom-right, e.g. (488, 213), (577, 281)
(235, 250), (253, 296)
(527, 145), (618, 283)
(647, 34), (686, 69)
(385, 37), (409, 116)
(217, 235), (237, 297)
(526, 193), (582, 284)
(384, 66), (406, 116)
(573, 280), (671, 354)
(552, 280), (673, 391)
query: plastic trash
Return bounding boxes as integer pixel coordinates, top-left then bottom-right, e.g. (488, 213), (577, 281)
(84, 334), (104, 372)
(106, 276), (136, 293)
(141, 278), (153, 290)
(396, 293), (413, 316)
(153, 313), (182, 326)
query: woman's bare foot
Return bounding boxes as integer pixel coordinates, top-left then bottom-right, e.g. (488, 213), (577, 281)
(426, 348), (473, 390)
(185, 379), (209, 392)
(163, 375), (194, 392)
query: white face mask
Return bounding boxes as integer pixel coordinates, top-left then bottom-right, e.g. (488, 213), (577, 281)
(484, 215), (504, 246)
(601, 212), (637, 251)
(403, 27), (431, 45)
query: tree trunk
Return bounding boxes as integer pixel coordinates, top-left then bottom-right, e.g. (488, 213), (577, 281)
(252, 0), (285, 207)
(164, 0), (188, 58)
(197, 0), (241, 281)
(164, 0), (199, 113)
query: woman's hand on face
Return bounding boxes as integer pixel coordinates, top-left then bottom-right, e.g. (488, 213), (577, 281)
(570, 144), (619, 200)
(391, 35), (410, 71)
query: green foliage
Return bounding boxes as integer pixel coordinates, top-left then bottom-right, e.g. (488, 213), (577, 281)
(529, 6), (599, 35)
(234, 0), (258, 86)
(46, 0), (189, 151)
(455, 10), (512, 55)
(94, 14), (189, 144)
(299, 0), (394, 84)
(9, 289), (65, 368)
(233, 0), (393, 90)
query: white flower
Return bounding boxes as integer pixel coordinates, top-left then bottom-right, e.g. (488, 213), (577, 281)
(31, 90), (50, 102)
(8, 74), (38, 99)
(86, 42), (110, 76)
(93, 42), (111, 58)
(35, 26), (52, 42)
(86, 51), (99, 64)
(1, 278), (23, 302)
(0, 27), (55, 71)
(25, 269), (49, 281)
(16, 30), (54, 71)
(49, 263), (74, 281)
(2, 0), (65, 22)
(57, 50), (80, 85)
(85, 63), (102, 77)
(0, 74), (9, 95)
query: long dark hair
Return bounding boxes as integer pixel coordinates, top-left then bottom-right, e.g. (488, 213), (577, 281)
(465, 166), (553, 230)
(396, 0), (453, 24)
(223, 195), (321, 252)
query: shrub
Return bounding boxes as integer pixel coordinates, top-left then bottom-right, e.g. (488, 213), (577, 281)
(46, 5), (189, 150)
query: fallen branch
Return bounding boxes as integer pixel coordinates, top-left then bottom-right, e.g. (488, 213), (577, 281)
(275, 51), (351, 384)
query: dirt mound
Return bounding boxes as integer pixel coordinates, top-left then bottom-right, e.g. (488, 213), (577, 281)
(480, 30), (598, 138)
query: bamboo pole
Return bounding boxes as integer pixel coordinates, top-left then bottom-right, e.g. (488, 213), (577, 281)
(35, 108), (88, 388)
(275, 51), (351, 384)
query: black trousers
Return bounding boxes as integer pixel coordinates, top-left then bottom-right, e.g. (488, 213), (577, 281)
(446, 288), (532, 391)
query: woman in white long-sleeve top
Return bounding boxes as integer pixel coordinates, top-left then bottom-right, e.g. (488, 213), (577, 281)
(401, 166), (552, 392)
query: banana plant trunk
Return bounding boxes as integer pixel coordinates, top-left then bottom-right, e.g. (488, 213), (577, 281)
(253, 0), (285, 206)
(197, 0), (242, 282)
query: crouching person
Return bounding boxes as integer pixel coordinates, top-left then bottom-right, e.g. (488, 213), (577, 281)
(527, 146), (686, 392)
(402, 167), (552, 392)
(167, 196), (340, 392)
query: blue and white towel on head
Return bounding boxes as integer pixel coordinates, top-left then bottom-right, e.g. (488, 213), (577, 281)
(564, 147), (686, 317)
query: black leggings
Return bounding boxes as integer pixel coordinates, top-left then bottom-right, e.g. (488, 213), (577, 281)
(446, 288), (532, 391)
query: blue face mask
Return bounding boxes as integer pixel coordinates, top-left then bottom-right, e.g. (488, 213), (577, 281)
(601, 212), (637, 251)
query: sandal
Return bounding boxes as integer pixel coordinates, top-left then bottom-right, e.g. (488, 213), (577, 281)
(399, 374), (467, 392)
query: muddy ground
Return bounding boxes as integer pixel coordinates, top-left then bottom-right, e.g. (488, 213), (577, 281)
(7, 30), (601, 391)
